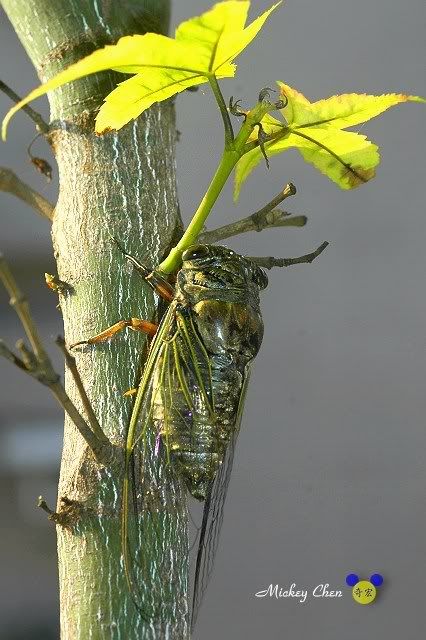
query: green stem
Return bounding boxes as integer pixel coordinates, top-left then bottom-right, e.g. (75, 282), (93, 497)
(158, 100), (273, 274)
(208, 75), (234, 146)
(158, 147), (238, 273)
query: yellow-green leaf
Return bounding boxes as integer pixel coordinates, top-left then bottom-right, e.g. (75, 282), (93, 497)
(294, 127), (379, 188)
(95, 72), (209, 133)
(278, 81), (426, 129)
(2, 1), (280, 139)
(211, 2), (280, 71)
(234, 81), (425, 197)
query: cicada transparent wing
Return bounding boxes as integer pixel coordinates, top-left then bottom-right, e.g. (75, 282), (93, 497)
(121, 302), (218, 624)
(190, 365), (252, 630)
(121, 304), (189, 624)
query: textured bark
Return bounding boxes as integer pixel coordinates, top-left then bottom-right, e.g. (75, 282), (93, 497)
(1, 1), (188, 638)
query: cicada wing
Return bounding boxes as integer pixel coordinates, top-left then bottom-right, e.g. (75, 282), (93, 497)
(121, 304), (188, 624)
(191, 364), (252, 631)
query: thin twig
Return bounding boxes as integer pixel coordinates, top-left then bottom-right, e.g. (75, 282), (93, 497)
(37, 495), (83, 529)
(0, 79), (49, 134)
(250, 241), (329, 270)
(0, 167), (54, 221)
(16, 338), (38, 370)
(37, 495), (55, 516)
(55, 335), (108, 445)
(253, 183), (297, 215)
(199, 211), (307, 244)
(199, 183), (301, 244)
(0, 254), (52, 365)
(0, 339), (26, 370)
(0, 254), (114, 465)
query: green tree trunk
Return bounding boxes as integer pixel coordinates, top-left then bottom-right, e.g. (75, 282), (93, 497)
(1, 1), (188, 638)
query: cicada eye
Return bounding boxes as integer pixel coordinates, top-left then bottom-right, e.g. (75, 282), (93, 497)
(182, 245), (210, 262)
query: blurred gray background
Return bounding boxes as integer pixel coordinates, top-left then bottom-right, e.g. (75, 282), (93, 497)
(1, 1), (425, 638)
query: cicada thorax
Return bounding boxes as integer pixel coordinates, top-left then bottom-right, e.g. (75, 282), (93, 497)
(152, 246), (267, 501)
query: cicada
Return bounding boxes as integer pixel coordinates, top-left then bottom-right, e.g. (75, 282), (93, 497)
(74, 243), (268, 629)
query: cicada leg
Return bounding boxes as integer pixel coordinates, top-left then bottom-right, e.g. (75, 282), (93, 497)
(70, 317), (158, 349)
(112, 237), (175, 302)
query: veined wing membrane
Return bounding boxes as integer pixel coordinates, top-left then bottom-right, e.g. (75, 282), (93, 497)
(121, 304), (188, 623)
(191, 364), (252, 630)
(122, 302), (219, 623)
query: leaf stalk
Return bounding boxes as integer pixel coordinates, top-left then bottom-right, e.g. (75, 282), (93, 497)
(208, 75), (234, 147)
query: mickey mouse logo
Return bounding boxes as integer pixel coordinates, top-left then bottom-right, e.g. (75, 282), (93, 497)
(345, 573), (383, 604)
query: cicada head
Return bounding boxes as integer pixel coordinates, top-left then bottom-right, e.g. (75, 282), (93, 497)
(178, 244), (268, 305)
